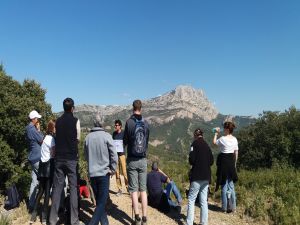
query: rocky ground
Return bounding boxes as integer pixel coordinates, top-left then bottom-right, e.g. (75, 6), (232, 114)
(4, 176), (262, 225)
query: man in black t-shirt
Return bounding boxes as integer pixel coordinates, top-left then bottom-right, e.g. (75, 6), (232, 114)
(147, 162), (182, 214)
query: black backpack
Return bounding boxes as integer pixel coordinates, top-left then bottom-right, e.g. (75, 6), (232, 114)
(131, 117), (148, 157)
(4, 184), (20, 210)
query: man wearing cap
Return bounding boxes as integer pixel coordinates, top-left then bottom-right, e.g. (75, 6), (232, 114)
(49, 98), (81, 225)
(26, 110), (44, 211)
(147, 162), (182, 214)
(84, 117), (118, 225)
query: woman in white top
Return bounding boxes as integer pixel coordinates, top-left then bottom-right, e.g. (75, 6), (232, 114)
(31, 120), (55, 224)
(213, 121), (238, 213)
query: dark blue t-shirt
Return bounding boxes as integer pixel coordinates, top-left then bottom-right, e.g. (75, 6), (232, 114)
(112, 130), (125, 156)
(147, 170), (168, 205)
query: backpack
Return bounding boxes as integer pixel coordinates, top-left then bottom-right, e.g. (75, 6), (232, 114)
(4, 184), (20, 210)
(131, 117), (148, 157)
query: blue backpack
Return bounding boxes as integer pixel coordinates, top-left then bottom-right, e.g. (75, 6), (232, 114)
(131, 117), (148, 157)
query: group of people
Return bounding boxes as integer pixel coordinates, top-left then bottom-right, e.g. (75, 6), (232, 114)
(26, 97), (238, 225)
(186, 122), (238, 225)
(26, 98), (82, 225)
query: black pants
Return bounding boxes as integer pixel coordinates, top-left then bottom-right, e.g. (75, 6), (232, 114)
(49, 160), (79, 225)
(31, 177), (51, 222)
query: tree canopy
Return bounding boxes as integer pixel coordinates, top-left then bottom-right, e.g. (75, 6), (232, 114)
(0, 66), (53, 195)
(237, 107), (300, 169)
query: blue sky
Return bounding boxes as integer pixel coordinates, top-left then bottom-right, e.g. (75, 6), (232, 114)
(0, 0), (299, 116)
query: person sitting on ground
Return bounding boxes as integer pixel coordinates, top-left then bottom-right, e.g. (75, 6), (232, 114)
(79, 179), (90, 199)
(147, 162), (182, 214)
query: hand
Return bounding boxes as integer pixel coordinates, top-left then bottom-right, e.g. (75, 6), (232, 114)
(108, 170), (115, 177)
(35, 122), (41, 131)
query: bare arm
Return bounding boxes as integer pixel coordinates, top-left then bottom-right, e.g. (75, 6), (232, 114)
(213, 127), (220, 145)
(213, 133), (219, 145)
(158, 168), (171, 183)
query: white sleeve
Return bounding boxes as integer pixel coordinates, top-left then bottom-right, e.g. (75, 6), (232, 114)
(235, 138), (239, 151)
(76, 120), (81, 141)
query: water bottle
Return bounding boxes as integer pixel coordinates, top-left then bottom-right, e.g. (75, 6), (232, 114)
(212, 127), (222, 133)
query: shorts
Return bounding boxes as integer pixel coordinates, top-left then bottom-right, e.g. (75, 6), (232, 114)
(127, 157), (147, 192)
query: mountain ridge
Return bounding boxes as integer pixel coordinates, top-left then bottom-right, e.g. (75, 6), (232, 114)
(74, 85), (219, 126)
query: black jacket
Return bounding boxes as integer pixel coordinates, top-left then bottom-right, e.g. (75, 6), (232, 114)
(189, 137), (214, 182)
(215, 153), (238, 191)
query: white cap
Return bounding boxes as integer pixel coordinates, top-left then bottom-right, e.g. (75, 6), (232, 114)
(29, 110), (42, 119)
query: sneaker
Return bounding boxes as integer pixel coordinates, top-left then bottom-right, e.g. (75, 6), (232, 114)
(116, 189), (122, 196)
(141, 216), (147, 225)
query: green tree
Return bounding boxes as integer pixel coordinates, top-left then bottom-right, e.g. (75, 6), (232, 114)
(237, 107), (300, 169)
(0, 66), (53, 196)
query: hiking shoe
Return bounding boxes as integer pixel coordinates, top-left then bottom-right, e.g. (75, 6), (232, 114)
(116, 189), (122, 196)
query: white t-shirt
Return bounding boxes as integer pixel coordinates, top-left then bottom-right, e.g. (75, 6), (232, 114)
(216, 136), (239, 154)
(41, 135), (55, 162)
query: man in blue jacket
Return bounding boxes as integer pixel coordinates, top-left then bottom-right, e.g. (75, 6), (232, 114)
(84, 116), (118, 225)
(26, 110), (43, 211)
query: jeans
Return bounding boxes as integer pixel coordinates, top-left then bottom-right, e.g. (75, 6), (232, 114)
(29, 161), (39, 209)
(49, 160), (79, 225)
(115, 155), (128, 190)
(89, 175), (110, 225)
(221, 179), (236, 211)
(164, 181), (182, 207)
(186, 180), (209, 225)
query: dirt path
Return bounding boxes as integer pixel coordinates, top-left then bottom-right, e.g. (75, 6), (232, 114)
(8, 176), (258, 225)
(103, 177), (256, 225)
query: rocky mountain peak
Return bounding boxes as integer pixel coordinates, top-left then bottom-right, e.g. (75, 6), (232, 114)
(143, 85), (218, 123)
(173, 85), (204, 100)
(73, 85), (218, 127)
